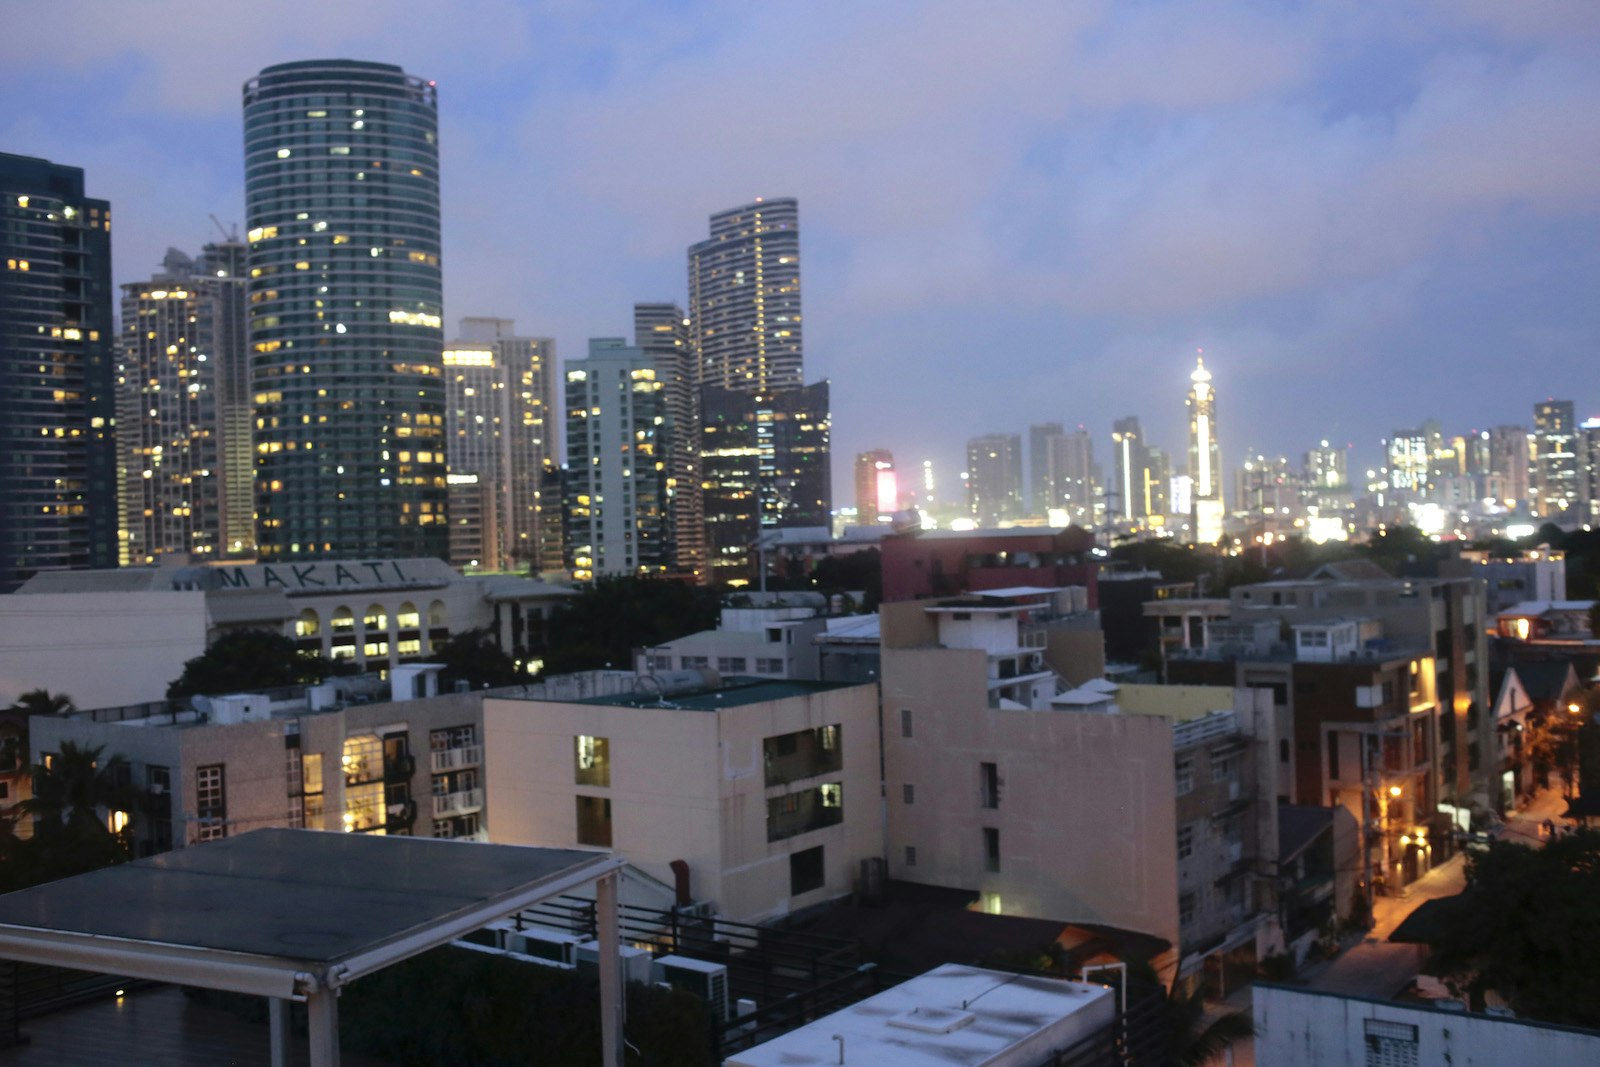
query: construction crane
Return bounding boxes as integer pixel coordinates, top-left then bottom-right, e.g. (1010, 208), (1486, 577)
(209, 214), (239, 242)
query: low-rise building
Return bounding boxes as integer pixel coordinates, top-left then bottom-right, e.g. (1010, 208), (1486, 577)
(483, 677), (880, 924)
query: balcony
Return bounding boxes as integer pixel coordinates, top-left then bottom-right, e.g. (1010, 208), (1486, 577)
(430, 745), (484, 774)
(449, 828), (489, 843)
(432, 788), (484, 819)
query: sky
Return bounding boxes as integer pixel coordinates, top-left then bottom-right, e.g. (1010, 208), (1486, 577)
(3, 0), (1599, 503)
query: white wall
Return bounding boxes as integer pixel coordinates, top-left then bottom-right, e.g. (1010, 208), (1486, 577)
(0, 592), (207, 708)
(1255, 984), (1600, 1065)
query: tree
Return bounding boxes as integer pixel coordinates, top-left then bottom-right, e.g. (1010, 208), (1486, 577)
(1423, 829), (1600, 1027)
(432, 628), (521, 692)
(11, 741), (139, 889)
(7, 688), (75, 718)
(168, 628), (332, 698)
(540, 576), (719, 676)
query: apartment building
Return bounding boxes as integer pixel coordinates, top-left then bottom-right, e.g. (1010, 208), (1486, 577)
(483, 678), (880, 923)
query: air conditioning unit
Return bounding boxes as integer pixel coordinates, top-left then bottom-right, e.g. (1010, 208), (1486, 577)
(504, 925), (585, 968)
(455, 919), (518, 951)
(651, 954), (730, 1023)
(577, 941), (654, 985)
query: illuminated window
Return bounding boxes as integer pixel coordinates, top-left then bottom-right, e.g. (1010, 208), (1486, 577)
(295, 608), (320, 637)
(575, 736), (610, 787)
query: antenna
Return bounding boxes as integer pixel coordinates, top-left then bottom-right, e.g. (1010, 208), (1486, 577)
(209, 214), (239, 242)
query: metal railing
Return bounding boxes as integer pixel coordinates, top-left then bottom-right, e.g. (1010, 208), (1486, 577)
(429, 744), (483, 773)
(431, 787), (484, 819)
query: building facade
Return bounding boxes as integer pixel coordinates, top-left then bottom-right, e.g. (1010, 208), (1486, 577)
(118, 243), (252, 564)
(687, 198), (802, 395)
(564, 339), (671, 580)
(634, 303), (704, 579)
(853, 449), (895, 526)
(1532, 400), (1578, 518)
(243, 59), (448, 560)
(0, 153), (116, 592)
(965, 433), (1023, 526)
(1186, 357), (1223, 545)
(442, 317), (557, 573)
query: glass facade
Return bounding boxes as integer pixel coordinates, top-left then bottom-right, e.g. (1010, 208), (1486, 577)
(0, 153), (116, 592)
(242, 60), (447, 560)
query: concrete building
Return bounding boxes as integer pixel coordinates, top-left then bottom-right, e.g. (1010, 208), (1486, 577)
(1111, 416), (1149, 523)
(1444, 547), (1566, 616)
(0, 153), (117, 592)
(0, 558), (573, 708)
(442, 318), (558, 574)
(118, 243), (252, 564)
(1027, 422), (1062, 518)
(879, 589), (1180, 957)
(633, 303), (703, 579)
(687, 197), (802, 395)
(1531, 399), (1578, 518)
(484, 677), (881, 923)
(1255, 984), (1600, 1066)
(638, 593), (831, 680)
(880, 526), (1099, 607)
(854, 449), (896, 526)
(563, 338), (671, 580)
(726, 964), (1116, 1067)
(965, 433), (1023, 526)
(29, 679), (500, 852)
(244, 60), (447, 561)
(1041, 428), (1098, 528)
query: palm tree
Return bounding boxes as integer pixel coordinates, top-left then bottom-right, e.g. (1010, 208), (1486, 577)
(19, 740), (138, 884)
(1121, 961), (1255, 1066)
(6, 688), (76, 718)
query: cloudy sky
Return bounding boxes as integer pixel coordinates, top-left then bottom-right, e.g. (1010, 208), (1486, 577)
(4, 0), (1598, 500)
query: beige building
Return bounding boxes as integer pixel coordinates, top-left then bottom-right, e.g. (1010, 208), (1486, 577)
(880, 588), (1180, 957)
(484, 678), (881, 924)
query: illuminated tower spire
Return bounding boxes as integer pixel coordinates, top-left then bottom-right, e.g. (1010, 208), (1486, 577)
(1186, 351), (1223, 543)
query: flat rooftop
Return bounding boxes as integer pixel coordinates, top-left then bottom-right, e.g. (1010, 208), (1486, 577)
(725, 963), (1114, 1067)
(560, 677), (865, 711)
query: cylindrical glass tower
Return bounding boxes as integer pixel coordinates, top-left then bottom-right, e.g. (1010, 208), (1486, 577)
(243, 59), (447, 561)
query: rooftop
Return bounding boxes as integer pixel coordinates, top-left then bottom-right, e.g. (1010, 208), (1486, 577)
(724, 963), (1114, 1067)
(553, 677), (865, 711)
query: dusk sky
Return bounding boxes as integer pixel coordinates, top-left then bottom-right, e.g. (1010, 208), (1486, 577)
(4, 1), (1599, 501)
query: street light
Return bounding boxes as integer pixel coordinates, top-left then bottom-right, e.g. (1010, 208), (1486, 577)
(1388, 785), (1403, 797)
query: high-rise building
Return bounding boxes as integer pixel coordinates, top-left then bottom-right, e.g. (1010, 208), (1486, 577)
(1028, 422), (1063, 516)
(700, 382), (832, 583)
(1043, 429), (1097, 528)
(1186, 356), (1223, 544)
(118, 242), (252, 564)
(1580, 418), (1600, 522)
(442, 318), (556, 573)
(1145, 447), (1172, 519)
(1111, 417), (1147, 523)
(634, 303), (703, 578)
(243, 60), (447, 560)
(854, 450), (896, 525)
(1484, 426), (1531, 510)
(564, 339), (671, 580)
(687, 198), (802, 394)
(1531, 400), (1578, 518)
(965, 434), (1023, 526)
(0, 153), (116, 592)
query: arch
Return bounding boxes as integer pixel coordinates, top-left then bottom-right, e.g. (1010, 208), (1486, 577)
(428, 599), (447, 627)
(396, 600), (420, 629)
(330, 606), (354, 632)
(364, 603), (388, 631)
(294, 608), (320, 637)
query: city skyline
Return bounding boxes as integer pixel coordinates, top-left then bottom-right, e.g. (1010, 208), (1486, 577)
(1, 3), (1598, 497)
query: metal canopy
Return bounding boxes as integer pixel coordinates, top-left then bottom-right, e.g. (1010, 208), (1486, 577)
(0, 829), (623, 1001)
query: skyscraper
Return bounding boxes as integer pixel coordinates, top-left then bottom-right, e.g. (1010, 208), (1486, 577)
(1186, 356), (1223, 544)
(965, 434), (1023, 526)
(564, 339), (671, 580)
(687, 198), (802, 393)
(119, 242), (251, 563)
(1531, 400), (1577, 518)
(854, 449), (896, 525)
(1028, 422), (1063, 516)
(1045, 429), (1098, 528)
(0, 153), (116, 592)
(243, 59), (447, 560)
(442, 318), (556, 573)
(634, 303), (703, 578)
(1111, 417), (1148, 523)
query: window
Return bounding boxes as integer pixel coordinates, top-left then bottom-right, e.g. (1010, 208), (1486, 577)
(767, 783), (844, 842)
(681, 655), (709, 669)
(763, 725), (842, 786)
(196, 764), (226, 842)
(147, 765), (171, 795)
(1328, 739), (1341, 780)
(576, 795), (612, 847)
(983, 828), (1000, 872)
(1179, 891), (1196, 926)
(756, 658), (784, 674)
(295, 609), (320, 637)
(575, 735), (610, 787)
(1363, 1019), (1419, 1067)
(716, 656), (747, 673)
(1177, 823), (1194, 860)
(1280, 739), (1290, 763)
(790, 846), (825, 895)
(900, 708), (913, 738)
(1212, 755), (1236, 783)
(980, 762), (1000, 809)
(343, 734), (382, 784)
(904, 846), (917, 866)
(1175, 759), (1194, 796)
(903, 783), (915, 804)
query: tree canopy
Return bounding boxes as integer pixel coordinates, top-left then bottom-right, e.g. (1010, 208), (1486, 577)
(5, 741), (138, 891)
(539, 576), (719, 676)
(1423, 829), (1600, 1026)
(432, 627), (522, 691)
(167, 628), (332, 699)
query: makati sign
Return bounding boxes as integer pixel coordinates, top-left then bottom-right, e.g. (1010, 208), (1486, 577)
(213, 560), (423, 592)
